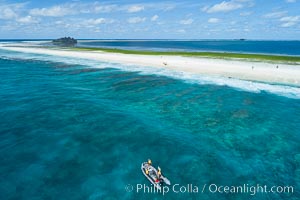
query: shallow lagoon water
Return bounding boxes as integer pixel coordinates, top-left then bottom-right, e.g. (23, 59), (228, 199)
(0, 54), (299, 199)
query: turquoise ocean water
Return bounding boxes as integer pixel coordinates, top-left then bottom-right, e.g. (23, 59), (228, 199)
(77, 40), (300, 56)
(0, 48), (300, 200)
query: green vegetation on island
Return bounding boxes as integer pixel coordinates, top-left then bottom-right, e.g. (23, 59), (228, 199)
(70, 46), (300, 63)
(52, 37), (77, 47)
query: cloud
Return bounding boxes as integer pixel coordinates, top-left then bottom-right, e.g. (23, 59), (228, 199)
(0, 3), (38, 25)
(16, 15), (39, 24)
(177, 29), (186, 33)
(26, 2), (174, 18)
(29, 3), (119, 16)
(201, 6), (210, 12)
(30, 5), (76, 17)
(286, 0), (296, 3)
(93, 5), (117, 13)
(85, 18), (114, 25)
(52, 17), (115, 30)
(228, 28), (237, 32)
(151, 15), (159, 21)
(54, 20), (64, 25)
(162, 4), (176, 11)
(0, 7), (18, 19)
(203, 1), (244, 13)
(92, 2), (176, 13)
(280, 16), (300, 27)
(240, 11), (252, 16)
(0, 3), (25, 19)
(208, 18), (220, 23)
(127, 17), (146, 24)
(94, 28), (101, 33)
(127, 5), (145, 13)
(264, 11), (287, 18)
(179, 19), (193, 25)
(206, 1), (243, 13)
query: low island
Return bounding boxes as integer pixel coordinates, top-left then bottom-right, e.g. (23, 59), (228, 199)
(0, 41), (300, 86)
(52, 37), (77, 47)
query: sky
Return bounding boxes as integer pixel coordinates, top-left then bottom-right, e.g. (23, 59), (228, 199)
(0, 0), (299, 39)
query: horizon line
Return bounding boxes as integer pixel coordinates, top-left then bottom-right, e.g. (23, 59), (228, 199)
(1, 38), (300, 41)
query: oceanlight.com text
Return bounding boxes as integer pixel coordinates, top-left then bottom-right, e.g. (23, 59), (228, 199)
(206, 184), (294, 195)
(125, 183), (294, 196)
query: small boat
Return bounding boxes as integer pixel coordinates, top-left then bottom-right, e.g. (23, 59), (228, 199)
(141, 159), (171, 190)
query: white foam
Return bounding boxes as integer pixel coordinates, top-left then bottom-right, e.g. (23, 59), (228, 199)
(105, 63), (300, 99)
(0, 50), (117, 69)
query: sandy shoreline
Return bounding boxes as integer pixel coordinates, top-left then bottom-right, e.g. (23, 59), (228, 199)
(1, 45), (300, 86)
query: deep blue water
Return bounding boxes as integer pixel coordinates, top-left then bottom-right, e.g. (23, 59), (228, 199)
(77, 40), (300, 56)
(0, 52), (300, 200)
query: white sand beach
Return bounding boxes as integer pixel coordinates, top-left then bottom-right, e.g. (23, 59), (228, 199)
(1, 44), (300, 86)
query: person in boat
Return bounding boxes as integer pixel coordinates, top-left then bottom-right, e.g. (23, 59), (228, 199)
(156, 167), (164, 185)
(157, 168), (161, 178)
(145, 159), (152, 175)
